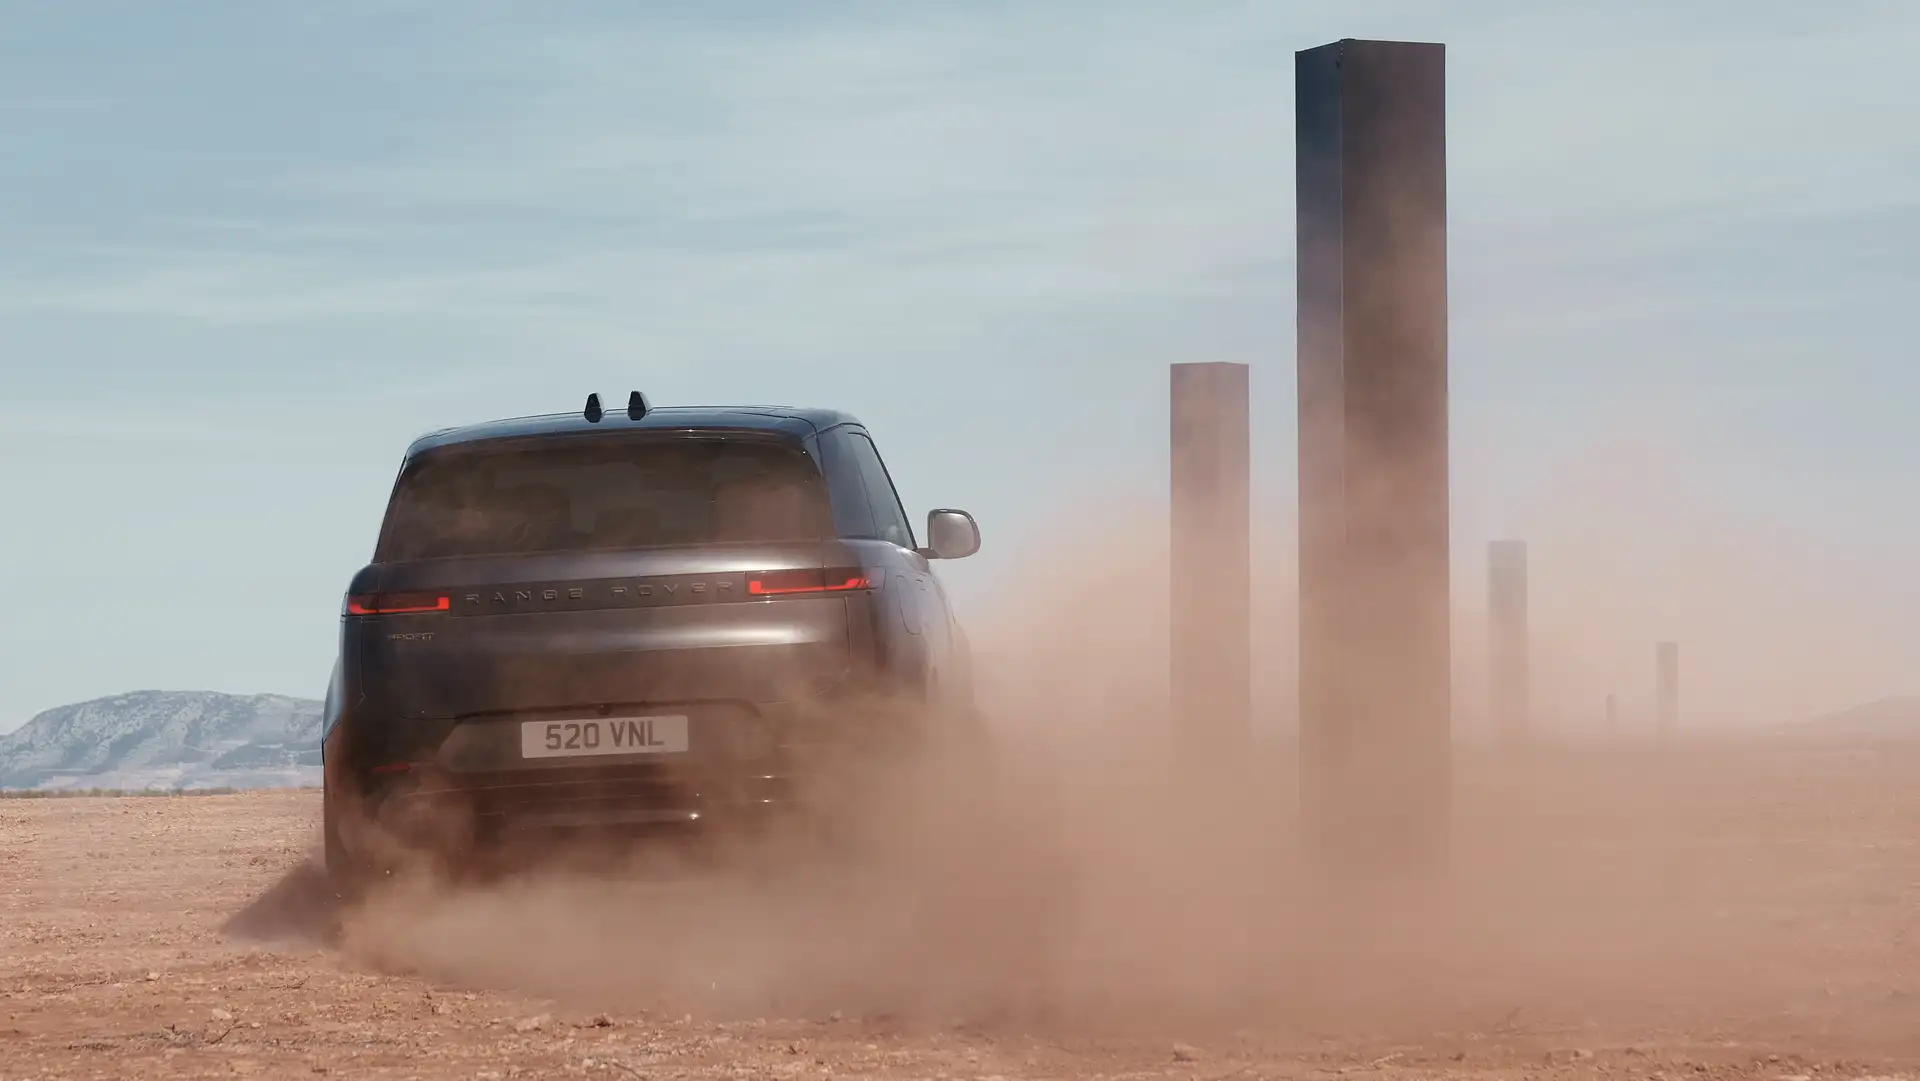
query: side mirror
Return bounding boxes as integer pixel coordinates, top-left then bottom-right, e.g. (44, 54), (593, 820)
(922, 508), (981, 560)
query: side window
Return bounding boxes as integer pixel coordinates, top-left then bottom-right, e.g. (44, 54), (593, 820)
(847, 433), (916, 549)
(817, 431), (877, 540)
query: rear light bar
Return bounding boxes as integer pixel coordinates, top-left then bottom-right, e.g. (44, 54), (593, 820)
(345, 592), (450, 616)
(747, 567), (871, 597)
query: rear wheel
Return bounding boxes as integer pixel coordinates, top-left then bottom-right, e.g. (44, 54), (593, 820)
(321, 786), (388, 900)
(923, 669), (998, 784)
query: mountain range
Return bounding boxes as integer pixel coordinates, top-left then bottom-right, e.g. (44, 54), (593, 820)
(0, 691), (322, 791)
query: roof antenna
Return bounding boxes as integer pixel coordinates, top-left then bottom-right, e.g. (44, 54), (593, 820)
(583, 393), (603, 423)
(627, 391), (650, 421)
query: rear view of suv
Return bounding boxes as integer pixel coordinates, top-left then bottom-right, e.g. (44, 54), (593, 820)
(321, 393), (981, 882)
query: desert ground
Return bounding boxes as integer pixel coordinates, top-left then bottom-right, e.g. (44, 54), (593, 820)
(6, 739), (1920, 1081)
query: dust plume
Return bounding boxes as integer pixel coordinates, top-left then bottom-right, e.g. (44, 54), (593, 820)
(328, 488), (1919, 1049)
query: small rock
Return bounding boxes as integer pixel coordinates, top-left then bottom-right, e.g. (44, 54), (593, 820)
(513, 1014), (552, 1033)
(1173, 1044), (1203, 1063)
(585, 1014), (613, 1028)
(211, 1008), (234, 1022)
(145, 971), (160, 982)
(828, 1010), (844, 1023)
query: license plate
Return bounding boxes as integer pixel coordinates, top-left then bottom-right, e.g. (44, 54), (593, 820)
(519, 716), (690, 759)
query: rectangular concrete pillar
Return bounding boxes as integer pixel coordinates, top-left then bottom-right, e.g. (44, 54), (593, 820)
(1488, 540), (1530, 747)
(1170, 362), (1251, 762)
(1296, 39), (1450, 875)
(1655, 641), (1679, 740)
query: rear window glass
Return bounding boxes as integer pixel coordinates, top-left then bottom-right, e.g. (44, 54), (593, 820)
(378, 435), (831, 561)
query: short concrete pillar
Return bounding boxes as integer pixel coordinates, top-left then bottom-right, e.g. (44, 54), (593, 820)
(1655, 642), (1679, 740)
(1487, 540), (1530, 748)
(1170, 362), (1251, 764)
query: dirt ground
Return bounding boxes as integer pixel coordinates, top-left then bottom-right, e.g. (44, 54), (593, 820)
(6, 740), (1920, 1080)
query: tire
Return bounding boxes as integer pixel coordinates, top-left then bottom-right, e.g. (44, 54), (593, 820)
(925, 670), (997, 782)
(321, 786), (381, 900)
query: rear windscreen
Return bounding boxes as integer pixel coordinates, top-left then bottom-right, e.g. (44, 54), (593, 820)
(378, 435), (831, 561)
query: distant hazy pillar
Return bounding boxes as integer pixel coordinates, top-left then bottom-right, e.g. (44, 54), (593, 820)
(1655, 642), (1679, 740)
(1296, 39), (1451, 875)
(1170, 362), (1251, 762)
(1487, 540), (1530, 747)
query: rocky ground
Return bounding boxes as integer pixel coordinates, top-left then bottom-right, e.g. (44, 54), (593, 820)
(6, 742), (1920, 1080)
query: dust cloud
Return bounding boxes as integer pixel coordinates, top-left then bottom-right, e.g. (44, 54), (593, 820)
(324, 489), (1918, 1050)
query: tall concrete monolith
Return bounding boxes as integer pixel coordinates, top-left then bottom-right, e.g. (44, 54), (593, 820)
(1296, 38), (1451, 877)
(1488, 540), (1530, 748)
(1170, 362), (1251, 765)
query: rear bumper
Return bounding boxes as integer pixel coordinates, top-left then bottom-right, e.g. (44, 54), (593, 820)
(391, 747), (795, 829)
(327, 695), (904, 850)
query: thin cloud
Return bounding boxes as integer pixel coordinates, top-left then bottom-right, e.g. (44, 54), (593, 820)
(9, 4), (1916, 337)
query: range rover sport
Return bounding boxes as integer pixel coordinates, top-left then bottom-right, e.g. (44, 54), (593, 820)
(320, 393), (982, 883)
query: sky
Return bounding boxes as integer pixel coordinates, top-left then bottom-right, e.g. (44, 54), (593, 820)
(2, 1), (1918, 733)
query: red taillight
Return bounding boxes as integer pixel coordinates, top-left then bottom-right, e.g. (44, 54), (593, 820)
(345, 592), (450, 616)
(746, 568), (872, 597)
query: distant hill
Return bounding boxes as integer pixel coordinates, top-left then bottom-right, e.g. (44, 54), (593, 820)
(1794, 696), (1920, 742)
(0, 691), (322, 791)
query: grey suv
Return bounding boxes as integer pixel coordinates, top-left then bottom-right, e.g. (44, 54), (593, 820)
(321, 393), (981, 881)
